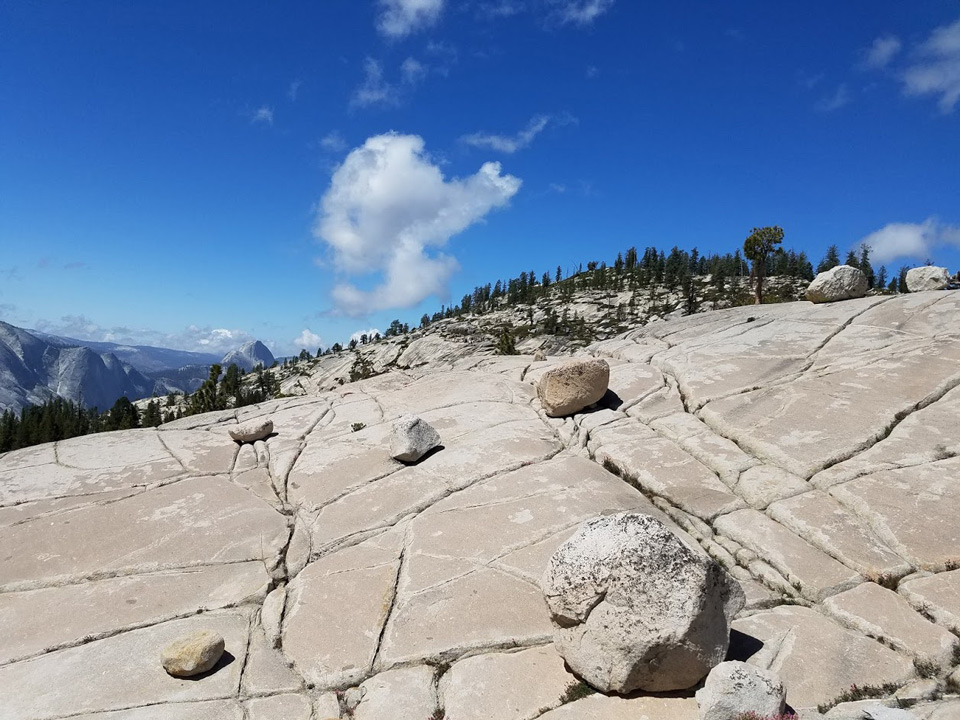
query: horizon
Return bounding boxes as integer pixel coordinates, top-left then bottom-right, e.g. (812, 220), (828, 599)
(2, 1), (959, 356)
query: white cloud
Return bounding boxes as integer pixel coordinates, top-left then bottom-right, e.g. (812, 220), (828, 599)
(350, 328), (382, 344)
(352, 57), (427, 108)
(902, 16), (960, 113)
(377, 0), (444, 38)
(314, 133), (521, 316)
(815, 84), (851, 112)
(320, 131), (348, 153)
(862, 35), (902, 69)
(859, 218), (960, 264)
(461, 115), (552, 153)
(401, 57), (428, 84)
(251, 106), (274, 125)
(352, 58), (399, 107)
(33, 316), (261, 355)
(547, 0), (614, 25)
(288, 79), (302, 101)
(293, 329), (323, 350)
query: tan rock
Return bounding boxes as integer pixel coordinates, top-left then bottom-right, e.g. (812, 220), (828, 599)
(899, 569), (960, 635)
(0, 562), (268, 665)
(733, 606), (913, 710)
(537, 358), (610, 417)
(245, 694), (312, 720)
(0, 612), (248, 719)
(229, 417), (274, 443)
(440, 645), (576, 720)
(161, 629), (225, 677)
(536, 693), (698, 720)
(354, 666), (437, 720)
(714, 509), (862, 601)
(823, 583), (957, 667)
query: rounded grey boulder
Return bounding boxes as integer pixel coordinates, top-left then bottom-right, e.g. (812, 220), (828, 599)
(696, 661), (786, 720)
(806, 265), (868, 303)
(906, 266), (951, 292)
(390, 414), (441, 463)
(228, 417), (273, 443)
(537, 358), (609, 417)
(541, 512), (745, 693)
(160, 630), (225, 677)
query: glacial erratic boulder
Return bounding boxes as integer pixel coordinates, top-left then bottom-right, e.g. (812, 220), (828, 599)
(696, 661), (786, 720)
(160, 630), (225, 678)
(390, 414), (441, 463)
(541, 512), (745, 693)
(906, 266), (951, 293)
(228, 417), (274, 443)
(806, 265), (869, 304)
(537, 358), (609, 417)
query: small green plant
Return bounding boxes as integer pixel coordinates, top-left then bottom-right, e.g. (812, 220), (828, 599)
(351, 422), (366, 432)
(913, 656), (939, 678)
(558, 681), (596, 704)
(817, 682), (902, 713)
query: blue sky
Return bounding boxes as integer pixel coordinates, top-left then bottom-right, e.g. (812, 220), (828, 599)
(2, 1), (959, 356)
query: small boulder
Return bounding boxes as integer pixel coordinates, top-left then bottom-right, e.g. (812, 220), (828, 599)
(696, 661), (785, 720)
(906, 266), (951, 292)
(533, 349), (547, 361)
(541, 512), (745, 693)
(390, 415), (440, 463)
(160, 630), (225, 677)
(229, 417), (274, 443)
(537, 358), (610, 417)
(806, 265), (869, 303)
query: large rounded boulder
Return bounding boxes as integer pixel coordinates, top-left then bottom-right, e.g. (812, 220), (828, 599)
(805, 265), (868, 303)
(541, 512), (745, 693)
(906, 266), (951, 292)
(537, 358), (610, 417)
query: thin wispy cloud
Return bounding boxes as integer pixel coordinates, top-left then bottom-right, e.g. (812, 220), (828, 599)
(462, 114), (575, 153)
(860, 218), (960, 263)
(320, 131), (348, 153)
(401, 57), (428, 84)
(377, 0), (444, 38)
(901, 15), (960, 113)
(861, 35), (902, 70)
(251, 106), (274, 125)
(314, 133), (521, 316)
(548, 0), (614, 25)
(351, 57), (428, 108)
(288, 79), (302, 101)
(815, 83), (850, 112)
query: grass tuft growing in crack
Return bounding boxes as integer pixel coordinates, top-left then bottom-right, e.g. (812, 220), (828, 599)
(816, 681), (901, 713)
(558, 680), (596, 704)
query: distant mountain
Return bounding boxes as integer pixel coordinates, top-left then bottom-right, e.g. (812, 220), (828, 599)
(0, 322), (154, 414)
(28, 331), (222, 374)
(221, 340), (275, 372)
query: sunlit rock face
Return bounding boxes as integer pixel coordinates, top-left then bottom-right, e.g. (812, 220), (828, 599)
(2, 292), (960, 717)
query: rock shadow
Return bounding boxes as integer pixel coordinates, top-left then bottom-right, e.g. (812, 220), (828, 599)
(177, 650), (236, 681)
(725, 629), (764, 662)
(399, 445), (445, 466)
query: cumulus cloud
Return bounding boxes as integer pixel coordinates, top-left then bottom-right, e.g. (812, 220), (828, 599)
(314, 133), (521, 316)
(350, 328), (382, 344)
(377, 0), (444, 38)
(547, 0), (614, 25)
(251, 106), (274, 125)
(902, 15), (960, 112)
(293, 329), (323, 351)
(31, 316), (261, 355)
(862, 35), (902, 69)
(859, 218), (960, 264)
